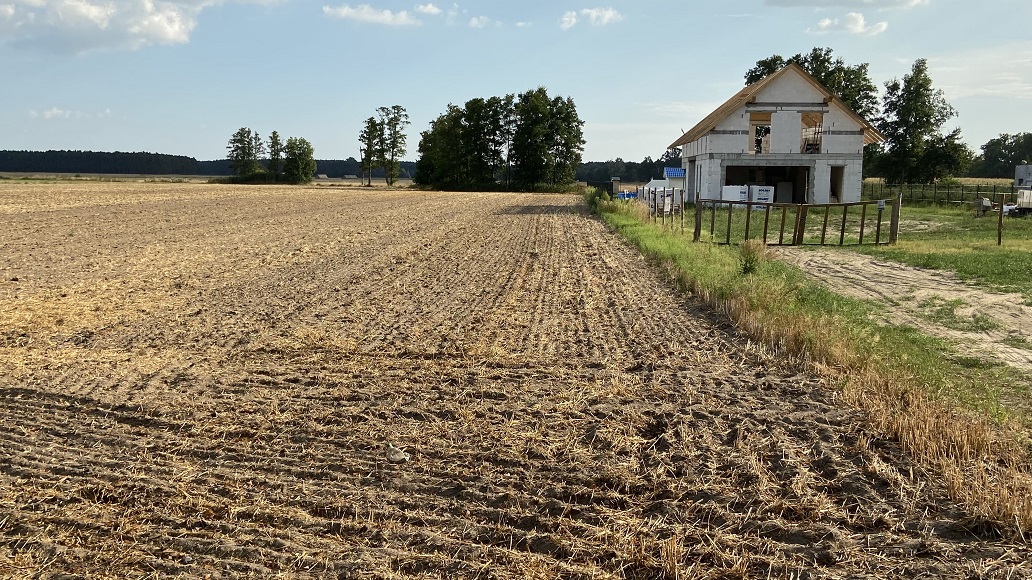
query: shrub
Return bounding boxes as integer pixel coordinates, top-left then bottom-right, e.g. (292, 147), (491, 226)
(739, 239), (770, 275)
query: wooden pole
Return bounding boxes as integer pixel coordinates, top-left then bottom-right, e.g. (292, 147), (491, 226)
(725, 202), (733, 245)
(839, 205), (848, 246)
(875, 202), (884, 244)
(744, 202), (753, 241)
(693, 194), (703, 242)
(762, 206), (771, 244)
(858, 203), (868, 244)
(710, 200), (716, 240)
(820, 206), (830, 245)
(661, 189), (666, 227)
(793, 205), (809, 246)
(889, 193), (902, 245)
(998, 192), (1005, 246)
(778, 206), (787, 245)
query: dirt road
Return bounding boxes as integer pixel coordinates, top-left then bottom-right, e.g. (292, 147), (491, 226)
(1, 183), (1028, 578)
(776, 247), (1032, 374)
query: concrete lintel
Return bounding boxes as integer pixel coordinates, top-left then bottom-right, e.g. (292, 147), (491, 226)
(746, 103), (830, 112)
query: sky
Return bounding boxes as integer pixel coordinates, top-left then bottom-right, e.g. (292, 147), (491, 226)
(2, 0), (1031, 163)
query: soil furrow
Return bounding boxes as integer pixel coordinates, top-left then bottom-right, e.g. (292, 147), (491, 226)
(1, 184), (1028, 579)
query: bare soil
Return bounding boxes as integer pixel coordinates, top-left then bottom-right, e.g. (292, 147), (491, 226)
(1, 183), (1029, 578)
(775, 247), (1032, 374)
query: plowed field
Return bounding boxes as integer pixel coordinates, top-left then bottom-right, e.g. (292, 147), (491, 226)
(1, 183), (1028, 578)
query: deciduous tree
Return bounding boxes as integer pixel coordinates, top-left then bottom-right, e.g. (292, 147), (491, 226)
(283, 137), (316, 184)
(376, 105), (410, 186)
(970, 132), (1032, 178)
(267, 131), (284, 178)
(226, 127), (265, 176)
(877, 58), (958, 183)
(359, 117), (381, 186)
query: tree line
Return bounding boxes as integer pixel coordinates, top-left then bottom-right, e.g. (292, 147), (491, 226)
(0, 150), (201, 175)
(224, 127), (316, 184)
(413, 87), (585, 191)
(0, 150), (416, 178)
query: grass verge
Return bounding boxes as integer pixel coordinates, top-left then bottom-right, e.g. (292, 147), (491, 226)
(596, 198), (1032, 537)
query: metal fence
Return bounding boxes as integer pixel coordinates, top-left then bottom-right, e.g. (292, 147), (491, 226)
(862, 182), (1020, 206)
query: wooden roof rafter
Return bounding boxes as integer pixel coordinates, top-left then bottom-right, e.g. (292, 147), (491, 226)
(668, 63), (885, 149)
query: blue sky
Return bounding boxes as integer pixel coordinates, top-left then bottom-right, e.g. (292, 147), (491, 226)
(2, 0), (1030, 163)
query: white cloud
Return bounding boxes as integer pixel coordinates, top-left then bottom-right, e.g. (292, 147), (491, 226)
(323, 4), (421, 25)
(560, 7), (622, 30)
(414, 3), (440, 15)
(515, 21), (530, 28)
(931, 41), (1032, 100)
(468, 15), (488, 28)
(0, 0), (268, 53)
(43, 107), (74, 119)
(29, 106), (111, 119)
(559, 10), (577, 30)
(445, 2), (460, 25)
(810, 12), (887, 35)
(580, 7), (622, 27)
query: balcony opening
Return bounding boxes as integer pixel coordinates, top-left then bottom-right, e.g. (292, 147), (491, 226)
(801, 112), (824, 154)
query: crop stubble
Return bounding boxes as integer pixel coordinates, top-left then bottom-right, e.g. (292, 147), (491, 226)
(0, 182), (1028, 578)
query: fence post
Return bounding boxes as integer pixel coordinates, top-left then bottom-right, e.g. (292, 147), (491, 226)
(725, 202), (733, 245)
(889, 193), (902, 244)
(693, 194), (703, 242)
(793, 204), (808, 245)
(998, 193), (1004, 246)
(661, 188), (666, 227)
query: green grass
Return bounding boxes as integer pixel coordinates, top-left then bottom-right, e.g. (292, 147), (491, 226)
(1003, 334), (1032, 351)
(915, 295), (1001, 333)
(597, 201), (1029, 426)
(693, 202), (891, 247)
(853, 205), (1032, 303)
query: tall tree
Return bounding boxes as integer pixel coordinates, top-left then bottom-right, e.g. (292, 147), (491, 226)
(416, 88), (583, 191)
(546, 95), (586, 186)
(376, 105), (410, 186)
(497, 94), (517, 188)
(414, 104), (464, 189)
(267, 131), (284, 178)
(921, 129), (973, 181)
(744, 47), (878, 121)
(511, 88), (552, 189)
(970, 132), (1032, 178)
(358, 116), (381, 186)
(283, 137), (316, 184)
(460, 97), (501, 187)
(877, 58), (958, 183)
(226, 127), (265, 176)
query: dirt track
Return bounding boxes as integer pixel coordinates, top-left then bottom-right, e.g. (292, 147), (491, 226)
(776, 247), (1032, 374)
(1, 183), (1029, 578)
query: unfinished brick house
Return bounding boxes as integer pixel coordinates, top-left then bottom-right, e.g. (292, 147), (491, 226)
(670, 63), (885, 205)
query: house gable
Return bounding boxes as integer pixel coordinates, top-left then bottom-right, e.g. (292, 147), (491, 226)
(669, 63), (883, 152)
(671, 63), (884, 206)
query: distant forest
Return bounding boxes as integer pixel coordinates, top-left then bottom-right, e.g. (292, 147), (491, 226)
(0, 149), (679, 182)
(0, 150), (415, 179)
